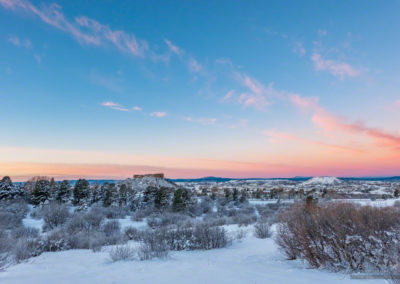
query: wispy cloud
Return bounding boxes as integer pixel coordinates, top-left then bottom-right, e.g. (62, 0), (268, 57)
(222, 90), (235, 102)
(234, 72), (285, 110)
(292, 41), (306, 56)
(8, 35), (31, 48)
(1, 0), (147, 57)
(100, 101), (129, 112)
(132, 106), (142, 111)
(188, 57), (202, 73)
(150, 111), (167, 117)
(311, 53), (362, 79)
(164, 39), (182, 56)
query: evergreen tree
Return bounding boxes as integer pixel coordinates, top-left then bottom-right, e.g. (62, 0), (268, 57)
(56, 180), (71, 203)
(143, 186), (158, 205)
(172, 187), (192, 212)
(154, 187), (171, 210)
(91, 184), (102, 204)
(102, 183), (118, 207)
(232, 188), (239, 201)
(0, 176), (15, 200)
(32, 179), (51, 205)
(73, 179), (90, 206)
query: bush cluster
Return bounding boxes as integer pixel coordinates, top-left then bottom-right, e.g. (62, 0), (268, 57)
(276, 201), (400, 272)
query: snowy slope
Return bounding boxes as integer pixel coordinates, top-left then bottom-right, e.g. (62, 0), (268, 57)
(302, 176), (342, 185)
(0, 227), (384, 284)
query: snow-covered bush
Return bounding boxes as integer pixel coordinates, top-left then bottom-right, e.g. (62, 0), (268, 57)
(66, 211), (104, 234)
(42, 202), (70, 230)
(139, 230), (169, 260)
(13, 238), (43, 263)
(124, 226), (142, 241)
(253, 221), (271, 239)
(109, 245), (136, 262)
(11, 226), (39, 239)
(42, 229), (70, 252)
(233, 213), (257, 227)
(191, 224), (230, 250)
(235, 228), (247, 240)
(276, 202), (400, 272)
(102, 220), (121, 237)
(0, 211), (22, 230)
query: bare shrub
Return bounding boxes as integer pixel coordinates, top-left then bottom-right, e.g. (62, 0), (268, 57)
(109, 245), (136, 262)
(42, 202), (70, 230)
(104, 207), (128, 219)
(137, 242), (168, 261)
(139, 230), (169, 260)
(13, 238), (43, 263)
(0, 230), (12, 269)
(0, 201), (29, 219)
(124, 226), (142, 241)
(103, 220), (121, 237)
(11, 226), (39, 239)
(233, 213), (257, 227)
(66, 211), (104, 234)
(191, 224), (230, 250)
(275, 202), (400, 272)
(42, 229), (70, 252)
(235, 228), (247, 240)
(0, 211), (22, 230)
(253, 221), (271, 239)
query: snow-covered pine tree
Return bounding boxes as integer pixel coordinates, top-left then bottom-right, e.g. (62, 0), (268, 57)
(73, 179), (90, 206)
(56, 180), (71, 203)
(32, 179), (51, 205)
(0, 176), (17, 200)
(172, 187), (192, 212)
(154, 187), (172, 210)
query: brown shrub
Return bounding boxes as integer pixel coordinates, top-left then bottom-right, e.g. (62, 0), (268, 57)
(275, 201), (400, 272)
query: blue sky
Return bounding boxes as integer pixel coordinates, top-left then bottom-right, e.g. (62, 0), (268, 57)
(1, 0), (400, 180)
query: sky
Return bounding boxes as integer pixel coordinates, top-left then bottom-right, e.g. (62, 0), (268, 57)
(1, 0), (400, 180)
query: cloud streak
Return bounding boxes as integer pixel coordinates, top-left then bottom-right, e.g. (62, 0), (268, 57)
(101, 101), (129, 112)
(311, 53), (361, 79)
(1, 0), (147, 56)
(150, 111), (167, 117)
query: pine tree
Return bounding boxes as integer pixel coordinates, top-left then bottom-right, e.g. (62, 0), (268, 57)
(172, 187), (192, 212)
(154, 187), (171, 210)
(232, 188), (239, 201)
(102, 183), (118, 207)
(91, 184), (102, 204)
(73, 179), (90, 206)
(56, 180), (71, 203)
(143, 186), (158, 205)
(0, 176), (15, 200)
(32, 179), (51, 205)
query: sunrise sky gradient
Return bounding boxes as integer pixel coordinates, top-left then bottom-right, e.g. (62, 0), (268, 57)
(1, 0), (400, 180)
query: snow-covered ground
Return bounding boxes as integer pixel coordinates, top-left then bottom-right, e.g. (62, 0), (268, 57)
(0, 224), (385, 284)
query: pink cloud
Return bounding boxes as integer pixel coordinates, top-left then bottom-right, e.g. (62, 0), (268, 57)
(290, 94), (400, 150)
(101, 101), (129, 112)
(150, 111), (167, 117)
(311, 53), (362, 79)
